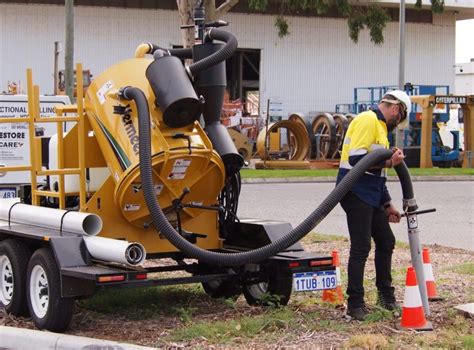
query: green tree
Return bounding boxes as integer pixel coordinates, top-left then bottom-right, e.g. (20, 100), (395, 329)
(177, 0), (445, 46)
(250, 0), (445, 44)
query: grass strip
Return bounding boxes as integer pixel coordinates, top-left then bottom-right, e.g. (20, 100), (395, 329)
(241, 167), (474, 179)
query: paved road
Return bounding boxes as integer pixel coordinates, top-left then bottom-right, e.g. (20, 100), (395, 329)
(237, 181), (474, 251)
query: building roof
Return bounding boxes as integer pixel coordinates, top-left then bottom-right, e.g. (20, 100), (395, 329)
(355, 0), (474, 20)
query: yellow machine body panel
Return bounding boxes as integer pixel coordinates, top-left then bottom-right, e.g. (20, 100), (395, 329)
(83, 58), (226, 253)
(84, 176), (222, 253)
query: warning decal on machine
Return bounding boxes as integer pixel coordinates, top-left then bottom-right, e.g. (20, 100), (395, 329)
(168, 159), (191, 180)
(97, 80), (114, 104)
(132, 183), (164, 195)
(155, 184), (164, 195)
(124, 203), (140, 211)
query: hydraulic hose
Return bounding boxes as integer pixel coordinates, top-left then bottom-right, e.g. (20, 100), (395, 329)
(122, 86), (399, 266)
(187, 29), (237, 77)
(135, 42), (193, 59)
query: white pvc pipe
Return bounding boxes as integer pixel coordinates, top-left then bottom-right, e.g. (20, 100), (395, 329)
(83, 236), (146, 265)
(0, 198), (102, 236)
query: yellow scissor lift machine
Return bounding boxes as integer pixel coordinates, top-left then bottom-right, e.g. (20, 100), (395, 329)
(0, 10), (337, 333)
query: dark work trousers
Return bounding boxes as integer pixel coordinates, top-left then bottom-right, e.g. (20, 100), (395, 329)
(340, 192), (396, 309)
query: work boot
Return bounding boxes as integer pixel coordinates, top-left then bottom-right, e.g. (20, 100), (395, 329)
(377, 296), (401, 313)
(346, 305), (370, 321)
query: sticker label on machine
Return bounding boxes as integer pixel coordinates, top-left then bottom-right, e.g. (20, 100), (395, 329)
(132, 183), (163, 195)
(293, 270), (337, 292)
(168, 159), (191, 180)
(124, 204), (140, 211)
(97, 80), (114, 104)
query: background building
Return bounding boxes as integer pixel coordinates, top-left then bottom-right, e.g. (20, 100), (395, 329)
(455, 60), (474, 95)
(1, 0), (473, 117)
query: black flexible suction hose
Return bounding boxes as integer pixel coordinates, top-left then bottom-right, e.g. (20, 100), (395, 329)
(188, 29), (237, 77)
(123, 86), (402, 266)
(394, 162), (418, 212)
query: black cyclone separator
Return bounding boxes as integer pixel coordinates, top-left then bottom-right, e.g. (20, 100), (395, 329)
(187, 29), (237, 77)
(122, 86), (413, 266)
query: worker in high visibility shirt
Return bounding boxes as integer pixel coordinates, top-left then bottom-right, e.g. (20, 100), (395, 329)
(336, 90), (411, 321)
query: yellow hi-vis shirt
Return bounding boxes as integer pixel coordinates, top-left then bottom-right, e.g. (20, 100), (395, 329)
(336, 109), (391, 208)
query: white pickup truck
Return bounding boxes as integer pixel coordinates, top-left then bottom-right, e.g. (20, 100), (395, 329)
(0, 94), (71, 198)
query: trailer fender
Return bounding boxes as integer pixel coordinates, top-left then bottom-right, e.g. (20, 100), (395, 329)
(49, 236), (95, 298)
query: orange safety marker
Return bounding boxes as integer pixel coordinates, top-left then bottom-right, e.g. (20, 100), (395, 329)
(399, 266), (433, 331)
(423, 248), (443, 301)
(322, 250), (344, 305)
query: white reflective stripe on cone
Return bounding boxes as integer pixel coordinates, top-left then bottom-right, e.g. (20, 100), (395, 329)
(403, 285), (423, 308)
(423, 263), (435, 281)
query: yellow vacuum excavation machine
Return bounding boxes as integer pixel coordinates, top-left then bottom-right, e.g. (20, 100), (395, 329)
(83, 57), (226, 253)
(6, 5), (417, 333)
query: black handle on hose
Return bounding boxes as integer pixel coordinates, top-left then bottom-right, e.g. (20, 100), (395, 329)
(401, 208), (436, 217)
(122, 86), (408, 266)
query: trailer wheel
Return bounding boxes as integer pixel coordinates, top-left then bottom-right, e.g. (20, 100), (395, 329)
(26, 248), (74, 332)
(202, 279), (242, 299)
(201, 264), (242, 299)
(243, 264), (293, 306)
(0, 239), (31, 316)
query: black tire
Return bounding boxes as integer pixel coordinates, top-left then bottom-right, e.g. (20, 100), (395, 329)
(242, 264), (293, 306)
(0, 239), (31, 316)
(198, 263), (242, 299)
(26, 248), (74, 332)
(202, 279), (242, 299)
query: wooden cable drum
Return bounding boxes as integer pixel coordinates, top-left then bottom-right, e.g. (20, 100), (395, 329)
(311, 113), (337, 159)
(345, 113), (356, 123)
(332, 113), (349, 159)
(289, 112), (315, 159)
(227, 128), (253, 163)
(256, 120), (310, 161)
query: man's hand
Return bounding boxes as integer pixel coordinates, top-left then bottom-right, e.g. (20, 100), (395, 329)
(390, 147), (405, 167)
(385, 203), (402, 223)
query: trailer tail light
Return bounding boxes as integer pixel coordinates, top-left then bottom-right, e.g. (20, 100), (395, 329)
(134, 273), (147, 280)
(309, 259), (333, 267)
(288, 262), (300, 268)
(98, 275), (126, 283)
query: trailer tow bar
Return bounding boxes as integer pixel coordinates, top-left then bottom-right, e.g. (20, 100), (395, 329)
(403, 207), (436, 317)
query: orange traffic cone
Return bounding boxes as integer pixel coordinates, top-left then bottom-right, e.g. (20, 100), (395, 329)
(322, 250), (344, 305)
(399, 267), (433, 331)
(423, 248), (443, 301)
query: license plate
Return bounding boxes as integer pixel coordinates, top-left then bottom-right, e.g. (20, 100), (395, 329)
(293, 270), (337, 292)
(0, 187), (17, 199)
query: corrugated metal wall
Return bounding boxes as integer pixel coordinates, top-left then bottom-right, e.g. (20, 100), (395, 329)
(0, 3), (455, 116)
